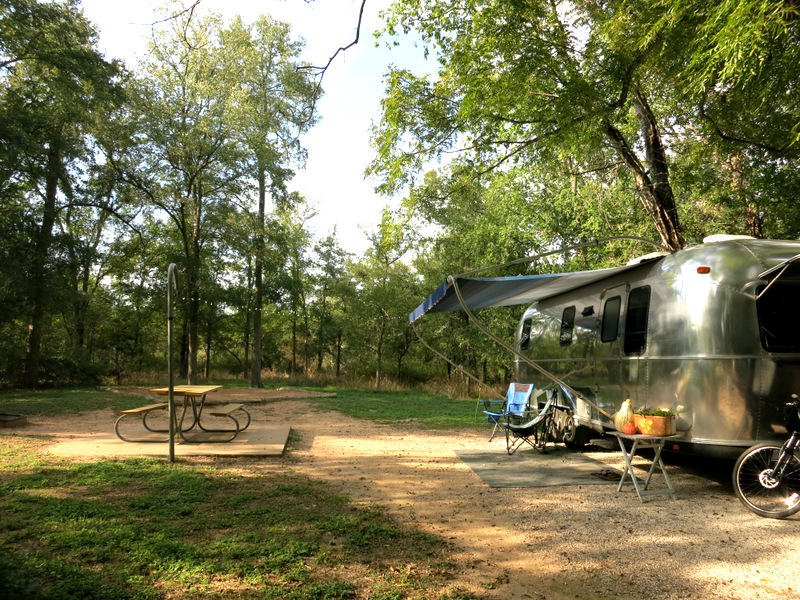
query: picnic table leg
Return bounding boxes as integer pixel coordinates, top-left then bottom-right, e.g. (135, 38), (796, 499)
(177, 396), (242, 443)
(115, 408), (169, 443)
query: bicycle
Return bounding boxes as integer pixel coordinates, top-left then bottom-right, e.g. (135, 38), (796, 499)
(732, 394), (800, 519)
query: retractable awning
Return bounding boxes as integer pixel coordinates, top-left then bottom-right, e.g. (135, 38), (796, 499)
(409, 262), (658, 323)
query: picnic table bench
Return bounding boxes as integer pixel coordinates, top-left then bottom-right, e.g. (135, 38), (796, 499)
(115, 385), (250, 443)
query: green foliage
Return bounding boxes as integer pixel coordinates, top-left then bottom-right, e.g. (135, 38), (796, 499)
(634, 407), (675, 417)
(373, 0), (800, 250)
(3, 0), (800, 391)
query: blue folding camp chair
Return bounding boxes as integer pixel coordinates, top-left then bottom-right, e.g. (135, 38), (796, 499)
(502, 396), (555, 455)
(481, 382), (535, 441)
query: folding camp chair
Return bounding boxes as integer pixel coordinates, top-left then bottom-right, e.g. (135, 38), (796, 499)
(481, 382), (535, 441)
(502, 396), (555, 455)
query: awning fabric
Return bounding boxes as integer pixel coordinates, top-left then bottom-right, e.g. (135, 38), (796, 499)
(409, 263), (654, 323)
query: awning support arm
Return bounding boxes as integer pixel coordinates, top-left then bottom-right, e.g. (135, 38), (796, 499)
(411, 321), (505, 400)
(756, 262), (791, 300)
(449, 275), (614, 420)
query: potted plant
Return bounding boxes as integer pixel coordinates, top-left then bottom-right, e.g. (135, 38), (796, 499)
(633, 407), (676, 436)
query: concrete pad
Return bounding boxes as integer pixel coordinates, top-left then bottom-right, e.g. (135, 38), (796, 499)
(456, 445), (623, 488)
(47, 423), (291, 458)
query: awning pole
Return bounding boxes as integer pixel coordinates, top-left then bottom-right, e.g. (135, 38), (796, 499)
(411, 321), (504, 400)
(756, 262), (791, 300)
(449, 276), (613, 420)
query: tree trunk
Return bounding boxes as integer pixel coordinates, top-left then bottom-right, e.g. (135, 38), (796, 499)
(303, 305), (310, 374)
(23, 144), (61, 387)
(375, 315), (386, 390)
(316, 294), (326, 371)
(251, 262), (263, 385)
(186, 187), (204, 385)
(187, 280), (200, 384)
(336, 330), (342, 377)
(251, 167), (266, 387)
(604, 90), (685, 251)
(746, 205), (764, 238)
(291, 317), (297, 376)
(728, 154), (764, 238)
(204, 302), (214, 379)
(179, 319), (188, 379)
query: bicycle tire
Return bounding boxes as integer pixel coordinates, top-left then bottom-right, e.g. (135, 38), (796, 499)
(732, 442), (800, 519)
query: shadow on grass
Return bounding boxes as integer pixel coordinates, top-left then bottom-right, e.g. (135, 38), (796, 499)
(0, 446), (482, 600)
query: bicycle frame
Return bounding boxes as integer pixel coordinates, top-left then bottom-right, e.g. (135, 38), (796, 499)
(764, 432), (800, 485)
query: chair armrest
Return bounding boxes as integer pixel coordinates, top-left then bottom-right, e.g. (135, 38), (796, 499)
(481, 398), (506, 412)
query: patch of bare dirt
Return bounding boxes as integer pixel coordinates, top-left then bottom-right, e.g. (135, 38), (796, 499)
(16, 390), (800, 600)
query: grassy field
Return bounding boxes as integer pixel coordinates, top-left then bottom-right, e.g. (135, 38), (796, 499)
(0, 386), (484, 600)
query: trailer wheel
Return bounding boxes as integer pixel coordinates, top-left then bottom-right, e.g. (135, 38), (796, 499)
(563, 416), (590, 449)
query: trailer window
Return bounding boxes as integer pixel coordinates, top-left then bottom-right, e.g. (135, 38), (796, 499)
(756, 284), (800, 352)
(624, 286), (651, 355)
(520, 318), (533, 351)
(601, 296), (621, 342)
(560, 306), (576, 346)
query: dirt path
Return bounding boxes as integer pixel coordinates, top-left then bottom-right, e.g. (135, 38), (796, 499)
(20, 390), (800, 600)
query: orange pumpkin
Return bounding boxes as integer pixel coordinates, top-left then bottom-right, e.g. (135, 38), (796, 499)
(621, 421), (637, 435)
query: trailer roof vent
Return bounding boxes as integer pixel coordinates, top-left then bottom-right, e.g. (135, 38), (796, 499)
(703, 234), (755, 243)
(626, 251), (670, 266)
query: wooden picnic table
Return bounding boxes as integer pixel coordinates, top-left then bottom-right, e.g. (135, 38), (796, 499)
(115, 385), (250, 443)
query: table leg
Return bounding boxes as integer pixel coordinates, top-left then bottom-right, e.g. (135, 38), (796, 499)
(616, 438), (647, 502)
(646, 445), (677, 499)
(614, 435), (677, 502)
(176, 397), (200, 441)
(177, 395), (240, 443)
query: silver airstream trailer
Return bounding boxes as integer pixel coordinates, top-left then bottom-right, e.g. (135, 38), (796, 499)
(410, 236), (800, 458)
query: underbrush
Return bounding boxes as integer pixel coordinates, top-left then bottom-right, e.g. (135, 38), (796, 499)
(111, 369), (506, 401)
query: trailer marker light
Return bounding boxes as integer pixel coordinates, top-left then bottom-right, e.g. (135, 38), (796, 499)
(697, 266), (711, 274)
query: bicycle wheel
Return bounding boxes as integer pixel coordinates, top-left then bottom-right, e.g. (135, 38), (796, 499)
(732, 443), (800, 519)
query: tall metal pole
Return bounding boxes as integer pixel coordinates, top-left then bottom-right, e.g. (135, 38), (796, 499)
(167, 263), (178, 462)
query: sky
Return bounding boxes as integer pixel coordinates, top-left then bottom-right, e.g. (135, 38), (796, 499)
(78, 0), (432, 256)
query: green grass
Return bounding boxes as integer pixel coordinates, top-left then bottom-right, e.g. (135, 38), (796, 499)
(0, 386), (485, 600)
(289, 388), (480, 430)
(0, 386), (482, 430)
(0, 388), (146, 417)
(0, 443), (481, 600)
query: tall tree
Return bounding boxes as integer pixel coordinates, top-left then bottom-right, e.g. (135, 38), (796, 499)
(311, 232), (351, 373)
(0, 0), (123, 386)
(280, 200), (315, 376)
(353, 209), (419, 389)
(370, 0), (688, 250)
(123, 5), (246, 384)
(222, 15), (317, 387)
(372, 1), (800, 252)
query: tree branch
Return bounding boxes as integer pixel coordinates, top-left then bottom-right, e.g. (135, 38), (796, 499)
(698, 100), (792, 155)
(298, 0), (367, 120)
